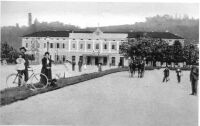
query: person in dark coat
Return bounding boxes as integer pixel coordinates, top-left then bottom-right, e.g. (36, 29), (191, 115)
(19, 47), (29, 82)
(163, 66), (170, 82)
(41, 52), (52, 84)
(140, 60), (145, 78)
(190, 65), (199, 95)
(137, 60), (142, 78)
(72, 60), (76, 71)
(78, 60), (83, 72)
(176, 65), (182, 83)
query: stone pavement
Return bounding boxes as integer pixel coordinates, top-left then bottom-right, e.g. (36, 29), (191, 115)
(0, 69), (198, 126)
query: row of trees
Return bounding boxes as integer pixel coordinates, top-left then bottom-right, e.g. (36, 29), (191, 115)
(1, 42), (35, 64)
(119, 37), (199, 66)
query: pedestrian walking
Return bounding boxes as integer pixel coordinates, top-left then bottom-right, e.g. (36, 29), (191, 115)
(176, 65), (182, 83)
(163, 66), (170, 82)
(190, 65), (199, 95)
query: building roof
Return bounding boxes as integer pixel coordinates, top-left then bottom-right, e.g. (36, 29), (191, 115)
(69, 33), (128, 39)
(128, 32), (184, 39)
(23, 30), (184, 39)
(22, 31), (71, 37)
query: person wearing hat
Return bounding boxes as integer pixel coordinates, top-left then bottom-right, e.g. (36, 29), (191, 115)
(190, 64), (199, 95)
(41, 52), (52, 84)
(19, 47), (29, 82)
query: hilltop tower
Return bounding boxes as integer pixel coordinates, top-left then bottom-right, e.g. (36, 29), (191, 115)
(28, 13), (32, 26)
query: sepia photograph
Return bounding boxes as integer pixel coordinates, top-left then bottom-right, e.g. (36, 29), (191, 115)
(0, 0), (199, 125)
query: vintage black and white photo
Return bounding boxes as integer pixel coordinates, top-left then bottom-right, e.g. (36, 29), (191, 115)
(0, 1), (199, 125)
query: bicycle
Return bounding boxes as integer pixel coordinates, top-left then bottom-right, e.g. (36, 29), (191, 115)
(6, 67), (49, 90)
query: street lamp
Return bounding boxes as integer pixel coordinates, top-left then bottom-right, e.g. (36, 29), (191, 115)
(46, 36), (50, 52)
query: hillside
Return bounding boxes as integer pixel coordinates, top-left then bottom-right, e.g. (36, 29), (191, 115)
(1, 15), (199, 50)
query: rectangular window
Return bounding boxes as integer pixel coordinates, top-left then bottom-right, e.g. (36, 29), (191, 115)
(112, 57), (115, 66)
(80, 44), (83, 49)
(87, 44), (91, 49)
(96, 44), (99, 49)
(79, 56), (83, 61)
(63, 43), (65, 48)
(63, 55), (65, 62)
(104, 44), (107, 49)
(73, 43), (76, 49)
(50, 43), (53, 48)
(26, 43), (28, 48)
(112, 45), (116, 50)
(57, 43), (60, 48)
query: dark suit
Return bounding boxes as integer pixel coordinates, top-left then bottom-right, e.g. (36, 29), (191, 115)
(190, 66), (199, 95)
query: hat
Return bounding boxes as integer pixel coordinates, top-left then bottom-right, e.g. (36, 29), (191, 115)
(19, 47), (27, 52)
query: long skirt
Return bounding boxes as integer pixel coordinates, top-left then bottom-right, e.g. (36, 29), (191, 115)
(41, 68), (52, 83)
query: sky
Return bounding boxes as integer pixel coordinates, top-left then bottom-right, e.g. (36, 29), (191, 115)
(1, 1), (199, 28)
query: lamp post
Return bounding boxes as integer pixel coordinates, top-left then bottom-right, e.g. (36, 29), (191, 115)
(46, 36), (50, 52)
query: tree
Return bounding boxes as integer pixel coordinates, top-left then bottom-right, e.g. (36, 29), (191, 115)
(173, 40), (183, 64)
(1, 42), (18, 63)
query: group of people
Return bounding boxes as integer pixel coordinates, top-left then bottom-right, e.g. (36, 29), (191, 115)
(128, 57), (145, 78)
(162, 66), (182, 83)
(16, 47), (199, 96)
(162, 65), (199, 95)
(71, 60), (87, 72)
(16, 47), (53, 86)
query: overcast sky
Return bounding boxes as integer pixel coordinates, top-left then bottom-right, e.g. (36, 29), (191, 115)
(1, 1), (199, 28)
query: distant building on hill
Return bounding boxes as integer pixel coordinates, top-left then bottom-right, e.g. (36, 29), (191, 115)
(21, 28), (184, 65)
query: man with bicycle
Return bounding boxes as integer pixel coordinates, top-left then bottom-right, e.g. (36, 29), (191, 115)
(19, 47), (29, 82)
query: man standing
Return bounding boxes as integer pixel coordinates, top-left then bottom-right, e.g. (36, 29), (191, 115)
(78, 60), (82, 72)
(176, 65), (182, 83)
(163, 66), (170, 82)
(19, 47), (29, 82)
(72, 60), (76, 71)
(190, 65), (199, 95)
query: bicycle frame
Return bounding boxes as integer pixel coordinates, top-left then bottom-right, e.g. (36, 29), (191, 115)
(24, 69), (38, 84)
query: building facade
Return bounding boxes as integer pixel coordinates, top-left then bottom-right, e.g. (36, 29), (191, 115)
(22, 29), (184, 66)
(22, 28), (128, 66)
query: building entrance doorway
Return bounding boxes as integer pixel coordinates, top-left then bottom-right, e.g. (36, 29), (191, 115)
(120, 57), (124, 66)
(95, 57), (99, 65)
(87, 56), (91, 65)
(103, 57), (107, 65)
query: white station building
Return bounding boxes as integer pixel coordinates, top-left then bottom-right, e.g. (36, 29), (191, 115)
(22, 28), (184, 66)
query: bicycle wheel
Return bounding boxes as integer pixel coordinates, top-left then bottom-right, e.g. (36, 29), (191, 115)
(31, 73), (48, 89)
(6, 73), (24, 89)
